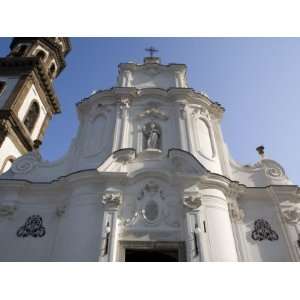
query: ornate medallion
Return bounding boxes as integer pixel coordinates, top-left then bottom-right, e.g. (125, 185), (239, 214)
(251, 219), (279, 241)
(16, 215), (46, 238)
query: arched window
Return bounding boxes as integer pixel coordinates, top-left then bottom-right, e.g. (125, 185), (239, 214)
(36, 50), (46, 61)
(0, 81), (6, 96)
(48, 63), (56, 78)
(24, 101), (40, 133)
(1, 156), (16, 174)
(14, 45), (27, 57)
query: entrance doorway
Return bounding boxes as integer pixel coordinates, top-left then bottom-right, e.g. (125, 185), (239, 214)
(125, 248), (179, 262)
(118, 241), (186, 262)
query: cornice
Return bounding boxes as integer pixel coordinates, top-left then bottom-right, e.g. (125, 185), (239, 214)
(76, 87), (223, 112)
(118, 62), (187, 73)
(10, 38), (71, 75)
(0, 57), (60, 113)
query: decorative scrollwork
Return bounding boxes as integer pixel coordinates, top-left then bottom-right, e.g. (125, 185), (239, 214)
(11, 151), (41, 174)
(122, 212), (139, 227)
(251, 219), (279, 242)
(16, 215), (46, 238)
(183, 195), (202, 209)
(138, 107), (168, 121)
(0, 204), (16, 217)
(255, 159), (285, 179)
(266, 167), (283, 178)
(281, 206), (300, 224)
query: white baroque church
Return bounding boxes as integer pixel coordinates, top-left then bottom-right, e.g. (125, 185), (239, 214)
(0, 39), (299, 262)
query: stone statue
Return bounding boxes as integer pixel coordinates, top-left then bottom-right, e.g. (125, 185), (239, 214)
(143, 122), (160, 149)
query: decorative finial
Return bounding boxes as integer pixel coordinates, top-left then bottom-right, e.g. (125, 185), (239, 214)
(145, 46), (158, 58)
(256, 145), (265, 159)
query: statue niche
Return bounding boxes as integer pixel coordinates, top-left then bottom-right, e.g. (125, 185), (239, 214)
(142, 122), (161, 150)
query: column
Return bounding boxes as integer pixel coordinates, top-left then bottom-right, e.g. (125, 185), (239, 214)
(177, 102), (189, 151)
(227, 185), (249, 261)
(112, 102), (123, 152)
(99, 188), (122, 262)
(183, 189), (210, 261)
(120, 97), (130, 149)
(201, 188), (238, 261)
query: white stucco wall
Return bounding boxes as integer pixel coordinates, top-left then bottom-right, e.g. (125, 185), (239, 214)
(237, 190), (292, 261)
(0, 136), (22, 173)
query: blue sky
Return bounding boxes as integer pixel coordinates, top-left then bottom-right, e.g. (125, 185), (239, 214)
(0, 37), (299, 184)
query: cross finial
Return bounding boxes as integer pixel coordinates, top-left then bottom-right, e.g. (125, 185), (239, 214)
(145, 46), (158, 57)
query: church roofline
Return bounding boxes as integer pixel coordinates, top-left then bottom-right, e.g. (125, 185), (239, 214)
(0, 155), (297, 193)
(118, 62), (187, 71)
(76, 87), (224, 110)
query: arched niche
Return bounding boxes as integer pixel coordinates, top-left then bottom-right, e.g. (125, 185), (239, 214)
(192, 117), (214, 160)
(85, 113), (108, 157)
(142, 121), (162, 151)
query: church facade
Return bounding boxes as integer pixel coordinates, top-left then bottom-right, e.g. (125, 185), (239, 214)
(0, 40), (299, 262)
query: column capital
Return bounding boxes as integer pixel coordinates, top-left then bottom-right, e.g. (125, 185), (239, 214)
(102, 188), (122, 209)
(183, 186), (202, 210)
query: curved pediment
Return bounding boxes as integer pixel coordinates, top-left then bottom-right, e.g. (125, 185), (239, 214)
(97, 148), (208, 179)
(168, 148), (208, 176)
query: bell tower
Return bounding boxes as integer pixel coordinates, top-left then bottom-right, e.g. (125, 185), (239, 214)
(0, 37), (71, 173)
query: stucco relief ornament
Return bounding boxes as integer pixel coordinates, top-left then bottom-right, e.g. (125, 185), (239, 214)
(266, 167), (283, 178)
(122, 212), (139, 226)
(56, 204), (67, 217)
(137, 182), (163, 200)
(16, 215), (46, 238)
(228, 202), (245, 222)
(102, 189), (122, 209)
(255, 159), (285, 179)
(183, 195), (202, 209)
(0, 203), (16, 217)
(138, 107), (168, 121)
(191, 106), (209, 119)
(135, 181), (170, 226)
(11, 150), (41, 174)
(281, 207), (300, 224)
(251, 219), (279, 241)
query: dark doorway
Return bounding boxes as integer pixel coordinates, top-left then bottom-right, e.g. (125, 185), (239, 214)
(125, 248), (179, 262)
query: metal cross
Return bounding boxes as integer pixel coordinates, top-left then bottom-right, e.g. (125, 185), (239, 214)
(145, 46), (158, 57)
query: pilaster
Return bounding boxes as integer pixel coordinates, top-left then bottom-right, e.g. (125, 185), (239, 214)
(99, 188), (122, 262)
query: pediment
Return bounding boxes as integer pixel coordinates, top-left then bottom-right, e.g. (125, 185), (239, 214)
(97, 148), (207, 178)
(168, 149), (207, 176)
